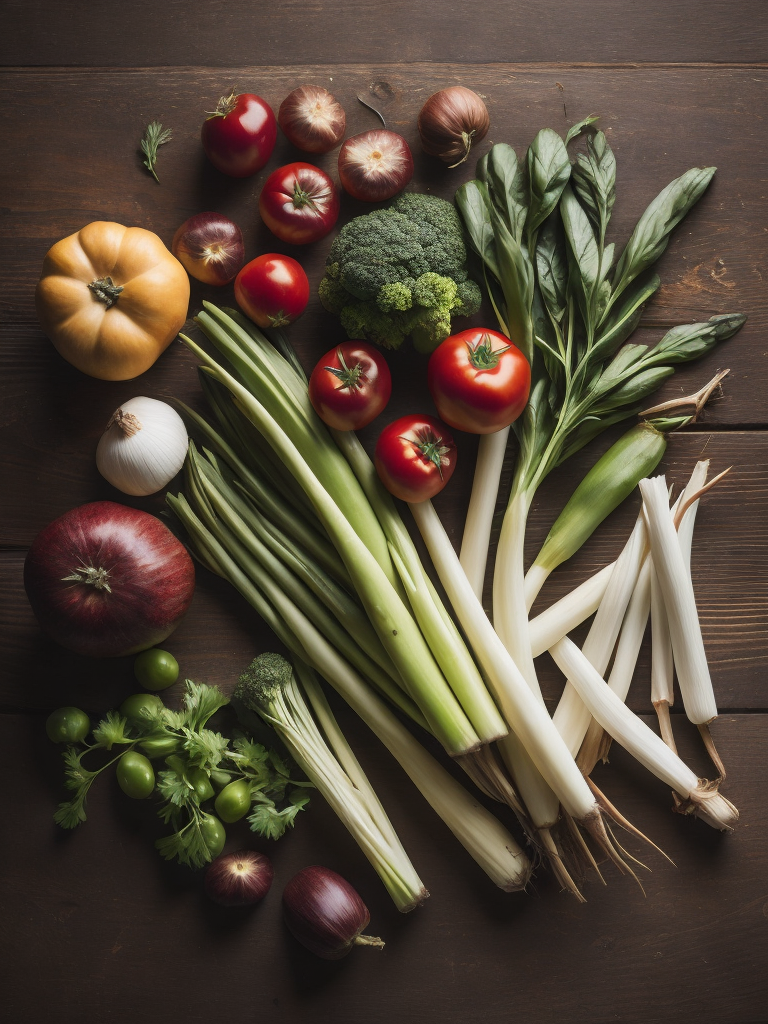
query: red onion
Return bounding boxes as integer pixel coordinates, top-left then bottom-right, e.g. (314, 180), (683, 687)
(417, 87), (490, 167)
(205, 851), (274, 906)
(338, 130), (413, 202)
(278, 85), (346, 154)
(172, 212), (245, 286)
(23, 501), (195, 658)
(282, 865), (384, 960)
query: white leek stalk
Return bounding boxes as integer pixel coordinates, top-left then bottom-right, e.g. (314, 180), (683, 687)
(460, 428), (510, 599)
(408, 498), (619, 832)
(529, 563), (615, 658)
(549, 637), (738, 831)
(650, 461), (709, 750)
(639, 476), (718, 726)
(553, 514), (647, 756)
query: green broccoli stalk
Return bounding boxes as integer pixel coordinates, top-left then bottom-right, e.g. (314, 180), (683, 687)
(318, 193), (482, 353)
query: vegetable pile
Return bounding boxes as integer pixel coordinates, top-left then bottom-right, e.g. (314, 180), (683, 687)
(29, 78), (751, 956)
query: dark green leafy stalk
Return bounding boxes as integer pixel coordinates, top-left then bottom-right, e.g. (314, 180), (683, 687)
(140, 121), (172, 183)
(53, 680), (310, 868)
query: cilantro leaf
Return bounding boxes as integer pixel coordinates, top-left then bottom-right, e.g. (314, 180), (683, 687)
(92, 712), (133, 749)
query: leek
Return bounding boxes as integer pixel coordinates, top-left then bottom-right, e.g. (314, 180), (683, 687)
(169, 492), (532, 893)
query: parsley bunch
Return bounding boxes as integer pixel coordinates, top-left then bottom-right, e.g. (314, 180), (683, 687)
(53, 679), (311, 869)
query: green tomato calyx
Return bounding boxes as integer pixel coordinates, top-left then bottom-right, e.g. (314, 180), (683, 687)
(325, 348), (367, 391)
(467, 333), (512, 371)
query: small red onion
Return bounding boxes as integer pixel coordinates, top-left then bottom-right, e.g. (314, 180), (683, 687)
(172, 212), (245, 286)
(23, 501), (195, 658)
(338, 130), (413, 202)
(278, 85), (346, 154)
(417, 87), (490, 167)
(205, 851), (274, 906)
(282, 865), (384, 960)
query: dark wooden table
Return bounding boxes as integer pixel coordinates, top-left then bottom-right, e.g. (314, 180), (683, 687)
(2, 5), (767, 1023)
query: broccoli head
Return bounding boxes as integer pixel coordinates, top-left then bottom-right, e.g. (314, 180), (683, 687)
(318, 193), (481, 352)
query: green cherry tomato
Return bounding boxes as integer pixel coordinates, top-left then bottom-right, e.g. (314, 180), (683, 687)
(116, 751), (155, 799)
(120, 692), (165, 722)
(134, 649), (180, 691)
(138, 735), (181, 759)
(214, 779), (252, 823)
(210, 769), (232, 791)
(188, 767), (215, 803)
(200, 813), (226, 859)
(46, 707), (91, 744)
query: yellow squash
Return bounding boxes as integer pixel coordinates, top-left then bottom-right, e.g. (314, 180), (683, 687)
(35, 221), (190, 380)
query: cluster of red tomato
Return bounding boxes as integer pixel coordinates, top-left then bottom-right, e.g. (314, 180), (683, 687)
(178, 85), (530, 506)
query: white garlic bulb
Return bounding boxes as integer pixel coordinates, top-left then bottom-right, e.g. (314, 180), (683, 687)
(96, 397), (188, 496)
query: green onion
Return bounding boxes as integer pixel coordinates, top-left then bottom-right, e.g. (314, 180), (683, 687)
(233, 653), (428, 912)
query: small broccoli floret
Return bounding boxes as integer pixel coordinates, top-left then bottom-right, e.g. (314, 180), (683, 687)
(377, 281), (413, 313)
(408, 307), (455, 354)
(234, 652), (292, 712)
(318, 275), (353, 315)
(340, 301), (408, 350)
(412, 272), (458, 310)
(318, 193), (481, 352)
(454, 278), (483, 317)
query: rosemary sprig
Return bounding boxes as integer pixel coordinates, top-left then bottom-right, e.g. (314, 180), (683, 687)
(140, 121), (173, 183)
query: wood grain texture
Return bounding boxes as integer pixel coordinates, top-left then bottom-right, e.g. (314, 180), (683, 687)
(0, 65), (765, 422)
(2, 1), (767, 67)
(1, 709), (764, 1024)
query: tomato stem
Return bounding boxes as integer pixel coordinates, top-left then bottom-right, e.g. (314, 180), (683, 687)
(325, 348), (367, 391)
(466, 332), (512, 370)
(291, 180), (317, 210)
(403, 430), (453, 480)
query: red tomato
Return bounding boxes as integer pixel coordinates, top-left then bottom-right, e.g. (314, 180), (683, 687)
(259, 162), (340, 245)
(234, 254), (309, 328)
(201, 90), (277, 178)
(308, 342), (392, 431)
(427, 328), (531, 434)
(375, 415), (457, 503)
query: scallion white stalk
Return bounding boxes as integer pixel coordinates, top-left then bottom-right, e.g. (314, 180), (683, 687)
(639, 476), (719, 726)
(408, 498), (614, 831)
(528, 563), (615, 658)
(549, 637), (738, 831)
(459, 427), (511, 599)
(553, 514), (647, 757)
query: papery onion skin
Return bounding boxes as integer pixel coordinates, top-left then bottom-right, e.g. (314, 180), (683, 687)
(417, 87), (490, 167)
(172, 213), (245, 285)
(205, 850), (274, 906)
(23, 501), (195, 658)
(282, 865), (384, 960)
(279, 85), (346, 154)
(338, 130), (414, 202)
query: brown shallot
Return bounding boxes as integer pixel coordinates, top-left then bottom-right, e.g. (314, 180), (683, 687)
(417, 87), (490, 167)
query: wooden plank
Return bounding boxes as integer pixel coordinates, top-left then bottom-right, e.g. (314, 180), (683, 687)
(0, 65), (765, 424)
(1, 709), (764, 1024)
(2, 429), (766, 715)
(2, 1), (766, 67)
